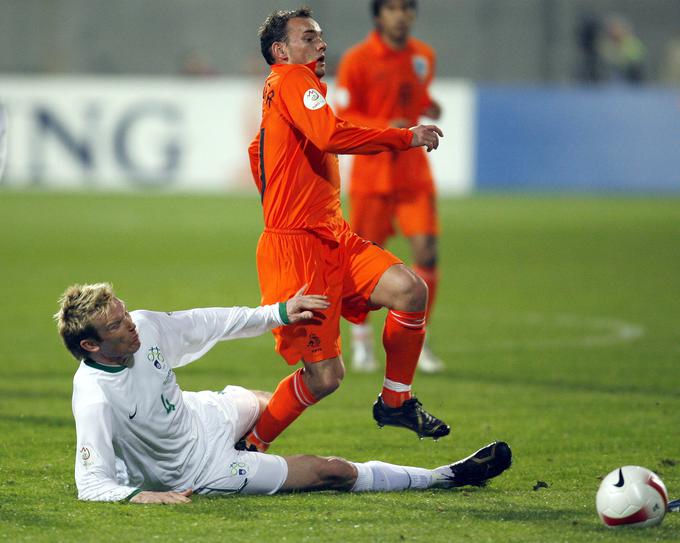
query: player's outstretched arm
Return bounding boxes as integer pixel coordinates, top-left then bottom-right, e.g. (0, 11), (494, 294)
(409, 124), (444, 152)
(285, 285), (330, 324)
(129, 489), (193, 504)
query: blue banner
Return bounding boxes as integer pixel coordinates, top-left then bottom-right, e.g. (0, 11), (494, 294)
(476, 86), (680, 192)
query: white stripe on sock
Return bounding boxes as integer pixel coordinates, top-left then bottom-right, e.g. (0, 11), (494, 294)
(251, 428), (271, 445)
(293, 372), (313, 406)
(382, 378), (412, 393)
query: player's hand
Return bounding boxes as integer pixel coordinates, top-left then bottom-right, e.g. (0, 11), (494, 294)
(285, 285), (330, 324)
(423, 100), (442, 121)
(409, 124), (443, 152)
(129, 488), (193, 504)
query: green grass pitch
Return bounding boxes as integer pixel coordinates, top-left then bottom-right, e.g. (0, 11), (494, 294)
(0, 191), (678, 542)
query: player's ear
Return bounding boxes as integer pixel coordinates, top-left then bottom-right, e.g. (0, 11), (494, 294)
(272, 41), (288, 63)
(80, 338), (100, 354)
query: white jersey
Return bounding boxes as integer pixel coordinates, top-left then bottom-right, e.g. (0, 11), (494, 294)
(72, 304), (285, 502)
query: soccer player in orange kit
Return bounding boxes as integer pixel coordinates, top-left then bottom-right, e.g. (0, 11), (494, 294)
(335, 0), (444, 374)
(243, 7), (450, 452)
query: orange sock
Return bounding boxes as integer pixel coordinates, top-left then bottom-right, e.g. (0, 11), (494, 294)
(381, 309), (426, 407)
(246, 368), (317, 451)
(414, 265), (438, 323)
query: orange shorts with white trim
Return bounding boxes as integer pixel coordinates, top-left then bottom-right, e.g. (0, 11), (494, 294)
(256, 225), (401, 365)
(349, 190), (439, 246)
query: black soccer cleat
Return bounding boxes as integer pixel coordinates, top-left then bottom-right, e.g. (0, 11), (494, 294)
(234, 439), (258, 452)
(432, 441), (513, 488)
(372, 395), (451, 439)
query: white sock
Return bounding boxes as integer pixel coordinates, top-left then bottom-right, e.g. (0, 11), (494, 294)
(351, 322), (372, 342)
(350, 462), (374, 492)
(350, 461), (432, 492)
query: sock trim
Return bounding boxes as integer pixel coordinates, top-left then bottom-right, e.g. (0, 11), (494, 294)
(382, 378), (412, 393)
(350, 462), (374, 492)
(292, 369), (315, 407)
(250, 428), (271, 446)
(388, 310), (426, 329)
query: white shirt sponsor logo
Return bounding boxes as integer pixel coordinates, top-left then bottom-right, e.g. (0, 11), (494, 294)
(303, 88), (326, 110)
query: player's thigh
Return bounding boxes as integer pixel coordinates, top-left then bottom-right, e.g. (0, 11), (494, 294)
(349, 193), (394, 246)
(395, 190), (439, 238)
(257, 231), (343, 364)
(340, 230), (402, 322)
(216, 385), (262, 442)
(196, 450), (289, 496)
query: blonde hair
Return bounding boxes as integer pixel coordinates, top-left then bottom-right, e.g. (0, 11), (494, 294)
(54, 283), (115, 360)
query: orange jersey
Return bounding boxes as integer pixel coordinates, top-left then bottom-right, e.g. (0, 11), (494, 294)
(336, 32), (437, 195)
(248, 62), (413, 241)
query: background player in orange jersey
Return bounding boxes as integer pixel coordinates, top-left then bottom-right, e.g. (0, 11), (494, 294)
(335, 0), (444, 374)
(243, 7), (449, 452)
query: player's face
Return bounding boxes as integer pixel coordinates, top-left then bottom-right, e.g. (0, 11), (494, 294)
(376, 0), (416, 45)
(89, 298), (141, 360)
(282, 17), (327, 77)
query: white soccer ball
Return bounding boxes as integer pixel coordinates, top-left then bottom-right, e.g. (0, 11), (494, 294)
(596, 466), (668, 528)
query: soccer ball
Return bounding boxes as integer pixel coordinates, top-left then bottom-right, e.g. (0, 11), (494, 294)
(596, 466), (668, 528)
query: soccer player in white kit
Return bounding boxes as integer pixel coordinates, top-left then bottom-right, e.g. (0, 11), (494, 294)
(55, 283), (512, 504)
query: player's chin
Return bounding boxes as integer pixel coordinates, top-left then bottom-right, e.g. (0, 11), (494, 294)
(315, 64), (326, 77)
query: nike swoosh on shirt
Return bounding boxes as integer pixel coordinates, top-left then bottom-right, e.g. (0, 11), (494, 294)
(128, 406), (138, 420)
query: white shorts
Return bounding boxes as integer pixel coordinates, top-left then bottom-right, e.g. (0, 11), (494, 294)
(186, 385), (288, 496)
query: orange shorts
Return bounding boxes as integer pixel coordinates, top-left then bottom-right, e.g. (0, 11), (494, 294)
(349, 190), (439, 246)
(256, 226), (401, 365)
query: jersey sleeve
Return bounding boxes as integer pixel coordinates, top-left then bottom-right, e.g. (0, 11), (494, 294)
(248, 131), (261, 189)
(280, 67), (412, 155)
(74, 401), (140, 502)
(136, 305), (284, 369)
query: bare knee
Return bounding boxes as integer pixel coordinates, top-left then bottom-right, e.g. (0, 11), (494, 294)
(251, 390), (272, 416)
(372, 265), (427, 311)
(280, 455), (356, 492)
(302, 358), (345, 399)
(410, 235), (438, 269)
(318, 457), (356, 491)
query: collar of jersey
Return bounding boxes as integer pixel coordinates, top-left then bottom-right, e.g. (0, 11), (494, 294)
(368, 30), (414, 57)
(84, 358), (127, 373)
(272, 62), (327, 95)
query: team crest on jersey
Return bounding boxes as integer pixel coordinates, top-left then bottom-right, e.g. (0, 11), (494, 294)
(303, 88), (326, 110)
(230, 461), (249, 477)
(147, 346), (165, 366)
(412, 55), (429, 82)
(307, 332), (322, 354)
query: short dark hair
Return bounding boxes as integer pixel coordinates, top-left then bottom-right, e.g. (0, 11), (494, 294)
(258, 7), (313, 65)
(371, 0), (417, 17)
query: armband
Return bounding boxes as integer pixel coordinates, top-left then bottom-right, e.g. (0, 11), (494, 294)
(278, 302), (290, 325)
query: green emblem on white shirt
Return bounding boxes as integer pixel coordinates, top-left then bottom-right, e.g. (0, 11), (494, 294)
(161, 394), (175, 414)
